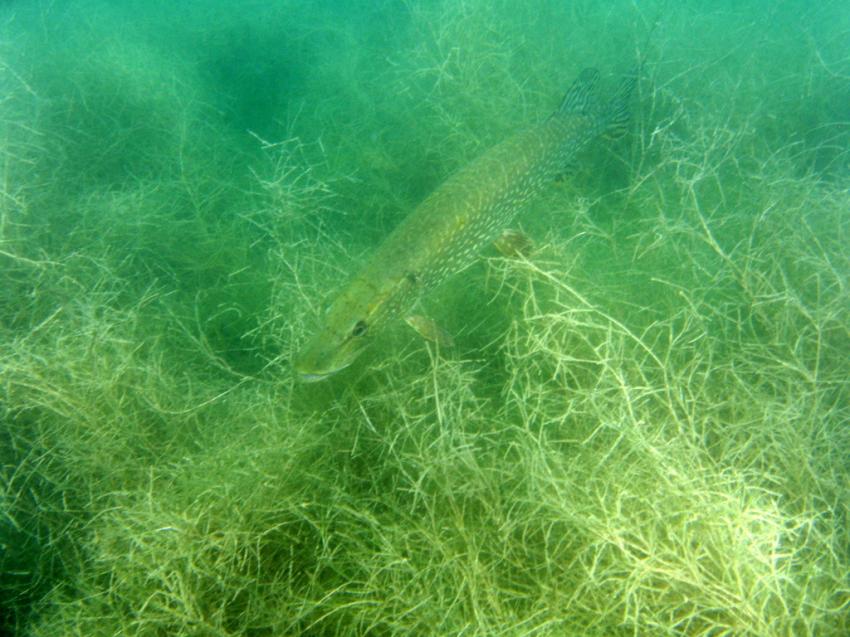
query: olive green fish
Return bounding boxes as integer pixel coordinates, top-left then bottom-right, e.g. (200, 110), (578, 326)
(295, 68), (635, 382)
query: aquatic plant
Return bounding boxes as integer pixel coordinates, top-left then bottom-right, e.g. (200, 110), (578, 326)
(1, 1), (848, 636)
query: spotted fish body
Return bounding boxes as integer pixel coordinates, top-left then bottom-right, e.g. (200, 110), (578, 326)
(295, 68), (634, 381)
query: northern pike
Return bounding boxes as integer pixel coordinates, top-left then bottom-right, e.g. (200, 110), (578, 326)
(295, 68), (635, 381)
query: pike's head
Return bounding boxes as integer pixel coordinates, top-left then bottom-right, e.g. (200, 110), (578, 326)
(294, 312), (372, 382)
(294, 276), (400, 382)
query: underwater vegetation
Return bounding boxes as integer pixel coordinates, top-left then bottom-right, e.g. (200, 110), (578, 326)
(1, 1), (849, 635)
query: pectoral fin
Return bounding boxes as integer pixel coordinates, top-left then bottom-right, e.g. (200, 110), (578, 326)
(493, 229), (534, 257)
(405, 314), (455, 348)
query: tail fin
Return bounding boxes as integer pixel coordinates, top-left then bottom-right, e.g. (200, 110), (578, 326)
(601, 69), (637, 138)
(557, 68), (600, 115)
(556, 68), (637, 137)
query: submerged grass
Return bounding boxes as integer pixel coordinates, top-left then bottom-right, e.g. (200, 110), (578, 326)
(1, 1), (849, 635)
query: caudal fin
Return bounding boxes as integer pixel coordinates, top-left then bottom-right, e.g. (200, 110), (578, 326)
(601, 69), (638, 138)
(556, 67), (636, 138)
(557, 68), (601, 115)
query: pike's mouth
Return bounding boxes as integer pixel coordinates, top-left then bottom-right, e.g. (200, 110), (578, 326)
(295, 362), (351, 383)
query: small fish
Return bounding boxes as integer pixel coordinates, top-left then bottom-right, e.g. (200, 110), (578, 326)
(295, 68), (635, 382)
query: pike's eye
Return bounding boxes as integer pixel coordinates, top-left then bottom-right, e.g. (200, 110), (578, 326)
(351, 320), (368, 338)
